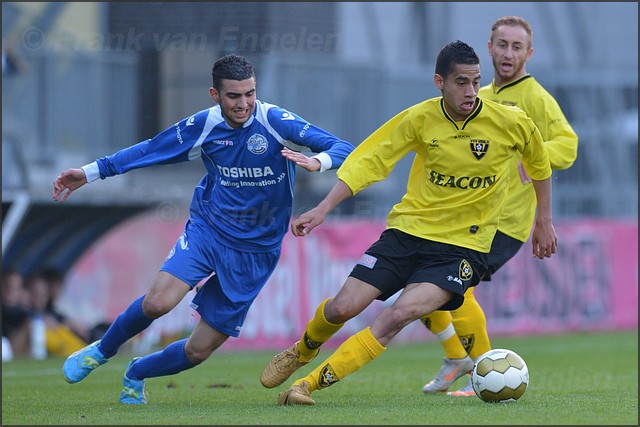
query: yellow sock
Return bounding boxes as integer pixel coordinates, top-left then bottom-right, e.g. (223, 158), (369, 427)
(297, 298), (344, 361)
(295, 327), (386, 392)
(451, 287), (491, 360)
(421, 311), (467, 359)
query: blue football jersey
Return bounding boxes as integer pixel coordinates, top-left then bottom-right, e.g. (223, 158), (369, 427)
(88, 100), (354, 251)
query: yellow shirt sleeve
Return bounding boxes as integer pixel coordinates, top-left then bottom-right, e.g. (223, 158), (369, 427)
(337, 108), (416, 195)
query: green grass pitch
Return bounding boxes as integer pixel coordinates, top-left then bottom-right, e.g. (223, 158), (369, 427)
(2, 330), (637, 425)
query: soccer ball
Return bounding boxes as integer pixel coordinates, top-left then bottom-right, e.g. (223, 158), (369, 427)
(471, 348), (529, 403)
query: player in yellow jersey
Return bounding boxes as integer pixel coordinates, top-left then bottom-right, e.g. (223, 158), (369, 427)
(421, 16), (578, 397)
(260, 40), (558, 406)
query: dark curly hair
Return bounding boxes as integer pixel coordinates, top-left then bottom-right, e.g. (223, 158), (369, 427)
(211, 54), (256, 90)
(435, 40), (479, 79)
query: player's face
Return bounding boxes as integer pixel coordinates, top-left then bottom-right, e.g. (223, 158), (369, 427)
(488, 24), (533, 86)
(210, 78), (256, 128)
(435, 64), (481, 121)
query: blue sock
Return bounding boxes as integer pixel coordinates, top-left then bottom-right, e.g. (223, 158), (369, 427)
(97, 295), (154, 358)
(126, 339), (195, 380)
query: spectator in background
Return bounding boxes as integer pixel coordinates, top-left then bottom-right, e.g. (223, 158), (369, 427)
(38, 266), (112, 344)
(24, 270), (87, 358)
(39, 267), (92, 343)
(2, 268), (32, 359)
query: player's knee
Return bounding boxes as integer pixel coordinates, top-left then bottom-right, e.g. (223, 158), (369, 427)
(324, 298), (357, 324)
(183, 343), (211, 365)
(141, 296), (173, 318)
(387, 305), (416, 328)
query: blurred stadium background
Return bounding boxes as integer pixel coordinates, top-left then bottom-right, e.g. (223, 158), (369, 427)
(2, 2), (637, 353)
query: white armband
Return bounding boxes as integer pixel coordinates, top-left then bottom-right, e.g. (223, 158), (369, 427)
(81, 162), (101, 183)
(312, 152), (332, 173)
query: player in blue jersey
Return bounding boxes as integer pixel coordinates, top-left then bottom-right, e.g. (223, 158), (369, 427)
(52, 54), (354, 405)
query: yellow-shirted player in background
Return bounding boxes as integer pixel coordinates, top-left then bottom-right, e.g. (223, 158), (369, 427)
(421, 16), (579, 397)
(259, 40), (558, 406)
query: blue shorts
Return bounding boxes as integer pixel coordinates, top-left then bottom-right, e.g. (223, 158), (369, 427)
(161, 219), (281, 337)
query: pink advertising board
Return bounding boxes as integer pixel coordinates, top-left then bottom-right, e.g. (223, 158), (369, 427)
(59, 213), (638, 351)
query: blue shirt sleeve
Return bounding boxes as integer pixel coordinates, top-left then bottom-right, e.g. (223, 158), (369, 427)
(266, 106), (354, 170)
(96, 112), (207, 178)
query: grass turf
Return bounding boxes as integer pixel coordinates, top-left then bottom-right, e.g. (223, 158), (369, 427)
(2, 330), (637, 425)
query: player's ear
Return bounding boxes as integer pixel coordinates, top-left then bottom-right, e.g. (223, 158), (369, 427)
(525, 46), (534, 62)
(434, 74), (444, 91)
(209, 87), (220, 104)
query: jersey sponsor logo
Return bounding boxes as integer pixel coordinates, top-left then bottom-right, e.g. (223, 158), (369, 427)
(299, 123), (310, 138)
(211, 139), (234, 146)
(470, 139), (489, 160)
(175, 123), (184, 144)
(459, 259), (473, 281)
(186, 116), (196, 126)
(447, 275), (463, 286)
(318, 363), (339, 387)
(280, 111), (295, 121)
(429, 170), (496, 189)
(178, 233), (189, 250)
(247, 133), (268, 154)
(216, 165), (275, 178)
(165, 232), (188, 260)
(357, 253), (377, 269)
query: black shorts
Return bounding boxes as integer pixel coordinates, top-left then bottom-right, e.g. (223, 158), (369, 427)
(482, 230), (525, 281)
(348, 228), (488, 310)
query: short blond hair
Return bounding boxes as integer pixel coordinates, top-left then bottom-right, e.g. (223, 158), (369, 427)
(490, 16), (533, 48)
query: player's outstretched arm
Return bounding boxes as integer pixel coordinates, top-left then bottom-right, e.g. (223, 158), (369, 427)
(52, 168), (87, 203)
(291, 180), (353, 237)
(530, 177), (557, 259)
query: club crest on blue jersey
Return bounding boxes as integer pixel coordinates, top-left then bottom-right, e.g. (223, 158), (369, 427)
(470, 139), (489, 160)
(247, 134), (268, 155)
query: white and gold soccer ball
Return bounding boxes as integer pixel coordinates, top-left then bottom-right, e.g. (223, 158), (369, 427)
(471, 348), (529, 403)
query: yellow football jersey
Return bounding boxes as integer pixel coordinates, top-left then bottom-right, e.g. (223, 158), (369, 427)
(479, 75), (578, 241)
(337, 97), (551, 253)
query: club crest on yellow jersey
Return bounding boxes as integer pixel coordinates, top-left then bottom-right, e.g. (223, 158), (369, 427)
(470, 139), (489, 160)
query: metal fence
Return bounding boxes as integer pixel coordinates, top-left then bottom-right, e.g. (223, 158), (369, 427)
(2, 50), (637, 219)
(258, 56), (638, 219)
(2, 49), (139, 190)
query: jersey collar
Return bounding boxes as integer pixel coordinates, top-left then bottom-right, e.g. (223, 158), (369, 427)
(492, 74), (533, 94)
(440, 98), (483, 130)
